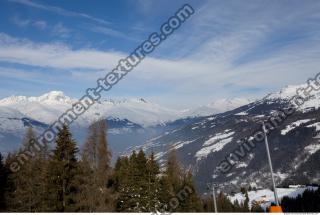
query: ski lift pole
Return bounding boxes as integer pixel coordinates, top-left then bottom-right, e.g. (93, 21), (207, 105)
(207, 182), (218, 213)
(212, 184), (218, 213)
(262, 122), (282, 212)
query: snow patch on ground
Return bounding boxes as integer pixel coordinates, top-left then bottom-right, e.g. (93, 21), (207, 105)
(172, 139), (195, 150)
(280, 119), (313, 135)
(195, 130), (234, 160)
(235, 162), (248, 169)
(253, 114), (265, 118)
(307, 122), (320, 131)
(235, 111), (248, 116)
(304, 143), (320, 155)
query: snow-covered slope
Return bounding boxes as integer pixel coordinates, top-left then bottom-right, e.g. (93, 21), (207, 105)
(266, 84), (320, 110)
(228, 186), (319, 210)
(0, 106), (48, 153)
(0, 106), (46, 133)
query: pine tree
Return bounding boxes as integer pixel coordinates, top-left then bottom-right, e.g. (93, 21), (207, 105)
(130, 149), (148, 212)
(36, 141), (50, 212)
(7, 127), (47, 212)
(114, 150), (157, 212)
(0, 153), (8, 211)
(113, 156), (131, 212)
(177, 171), (202, 212)
(146, 152), (160, 212)
(251, 201), (264, 212)
(217, 192), (233, 212)
(243, 190), (250, 212)
(233, 199), (241, 212)
(2, 153), (15, 211)
(46, 125), (79, 212)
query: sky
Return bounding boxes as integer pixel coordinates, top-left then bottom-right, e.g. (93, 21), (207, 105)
(0, 0), (320, 109)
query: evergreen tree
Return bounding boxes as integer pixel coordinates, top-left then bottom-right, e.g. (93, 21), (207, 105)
(216, 192), (233, 212)
(46, 125), (79, 212)
(251, 201), (264, 212)
(0, 153), (8, 211)
(232, 199), (241, 212)
(113, 156), (132, 212)
(159, 149), (202, 212)
(6, 127), (47, 212)
(36, 141), (50, 211)
(243, 190), (250, 212)
(2, 153), (15, 211)
(114, 150), (161, 212)
(177, 171), (202, 212)
(281, 188), (320, 212)
(146, 152), (160, 212)
(130, 149), (149, 212)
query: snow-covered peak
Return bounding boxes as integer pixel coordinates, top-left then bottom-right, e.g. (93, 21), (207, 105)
(265, 83), (320, 110)
(36, 91), (72, 103)
(267, 84), (309, 100)
(0, 91), (73, 105)
(0, 95), (28, 104)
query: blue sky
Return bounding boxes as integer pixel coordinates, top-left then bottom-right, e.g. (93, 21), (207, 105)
(0, 0), (320, 108)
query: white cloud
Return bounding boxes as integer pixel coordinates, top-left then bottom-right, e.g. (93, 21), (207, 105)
(8, 0), (111, 26)
(11, 15), (31, 27)
(52, 23), (71, 38)
(12, 15), (47, 30)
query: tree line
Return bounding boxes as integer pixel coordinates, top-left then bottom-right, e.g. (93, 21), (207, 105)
(280, 188), (320, 212)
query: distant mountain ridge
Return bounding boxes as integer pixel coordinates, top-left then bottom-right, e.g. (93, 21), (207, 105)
(0, 91), (250, 126)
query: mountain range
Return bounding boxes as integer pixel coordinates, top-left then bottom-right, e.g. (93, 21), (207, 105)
(0, 90), (249, 159)
(0, 84), (319, 194)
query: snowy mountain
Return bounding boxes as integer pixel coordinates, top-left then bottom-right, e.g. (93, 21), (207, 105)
(0, 91), (248, 158)
(0, 91), (180, 127)
(129, 84), (320, 193)
(0, 91), (251, 127)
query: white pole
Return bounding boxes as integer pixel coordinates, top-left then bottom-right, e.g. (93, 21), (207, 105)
(212, 185), (218, 213)
(262, 122), (280, 206)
